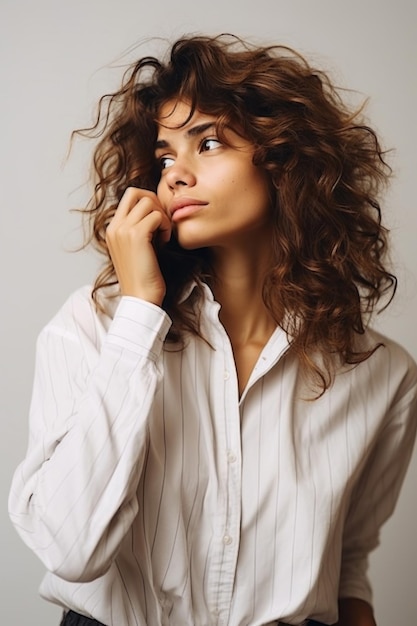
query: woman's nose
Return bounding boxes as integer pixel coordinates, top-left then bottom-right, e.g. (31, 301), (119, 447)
(165, 159), (196, 189)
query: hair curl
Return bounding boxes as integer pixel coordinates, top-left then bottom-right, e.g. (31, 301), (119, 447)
(74, 34), (396, 394)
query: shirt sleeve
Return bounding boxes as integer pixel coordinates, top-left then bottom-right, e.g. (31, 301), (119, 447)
(338, 362), (417, 605)
(8, 289), (172, 583)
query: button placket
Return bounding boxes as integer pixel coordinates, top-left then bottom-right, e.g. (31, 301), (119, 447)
(211, 324), (242, 623)
(227, 450), (237, 464)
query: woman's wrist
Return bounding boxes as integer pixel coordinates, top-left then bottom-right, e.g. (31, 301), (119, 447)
(337, 598), (377, 626)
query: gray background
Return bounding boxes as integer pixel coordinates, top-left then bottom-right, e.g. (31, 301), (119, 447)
(1, 0), (416, 624)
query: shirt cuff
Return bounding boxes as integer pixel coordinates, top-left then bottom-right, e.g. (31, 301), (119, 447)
(338, 561), (373, 607)
(105, 296), (172, 360)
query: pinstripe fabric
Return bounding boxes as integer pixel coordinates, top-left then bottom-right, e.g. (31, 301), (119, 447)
(9, 284), (417, 626)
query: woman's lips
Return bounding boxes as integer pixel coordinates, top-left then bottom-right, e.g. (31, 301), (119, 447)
(169, 197), (208, 222)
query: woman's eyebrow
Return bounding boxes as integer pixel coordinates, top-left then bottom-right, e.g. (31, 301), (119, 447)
(155, 122), (216, 150)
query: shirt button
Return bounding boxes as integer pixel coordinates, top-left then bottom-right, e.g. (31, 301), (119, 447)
(223, 370), (230, 380)
(223, 534), (233, 545)
(227, 451), (237, 463)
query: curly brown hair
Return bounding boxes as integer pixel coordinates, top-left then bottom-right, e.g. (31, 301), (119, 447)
(75, 34), (396, 394)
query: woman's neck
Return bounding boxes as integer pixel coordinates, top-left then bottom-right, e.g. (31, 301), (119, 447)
(210, 246), (276, 346)
(208, 246), (276, 395)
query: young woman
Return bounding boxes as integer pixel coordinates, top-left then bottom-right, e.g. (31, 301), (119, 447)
(9, 34), (417, 626)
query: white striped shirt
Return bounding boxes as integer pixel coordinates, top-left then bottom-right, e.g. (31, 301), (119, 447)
(8, 284), (417, 626)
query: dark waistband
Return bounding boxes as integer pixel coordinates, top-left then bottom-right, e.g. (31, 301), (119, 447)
(279, 622), (325, 626)
(60, 610), (106, 626)
(61, 610), (326, 626)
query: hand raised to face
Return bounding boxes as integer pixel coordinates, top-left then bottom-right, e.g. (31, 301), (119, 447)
(106, 187), (172, 306)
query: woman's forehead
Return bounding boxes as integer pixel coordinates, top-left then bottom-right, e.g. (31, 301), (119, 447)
(155, 100), (220, 147)
(155, 98), (250, 150)
(157, 99), (215, 130)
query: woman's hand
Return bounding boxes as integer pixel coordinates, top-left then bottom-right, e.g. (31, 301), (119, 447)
(106, 187), (172, 306)
(336, 598), (377, 626)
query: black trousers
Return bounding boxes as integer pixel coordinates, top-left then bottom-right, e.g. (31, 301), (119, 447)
(60, 609), (326, 625)
(60, 611), (107, 626)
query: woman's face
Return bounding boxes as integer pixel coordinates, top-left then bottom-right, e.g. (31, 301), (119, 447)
(155, 99), (273, 252)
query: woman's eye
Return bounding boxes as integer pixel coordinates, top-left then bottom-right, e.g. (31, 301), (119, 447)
(160, 156), (175, 170)
(200, 138), (221, 152)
